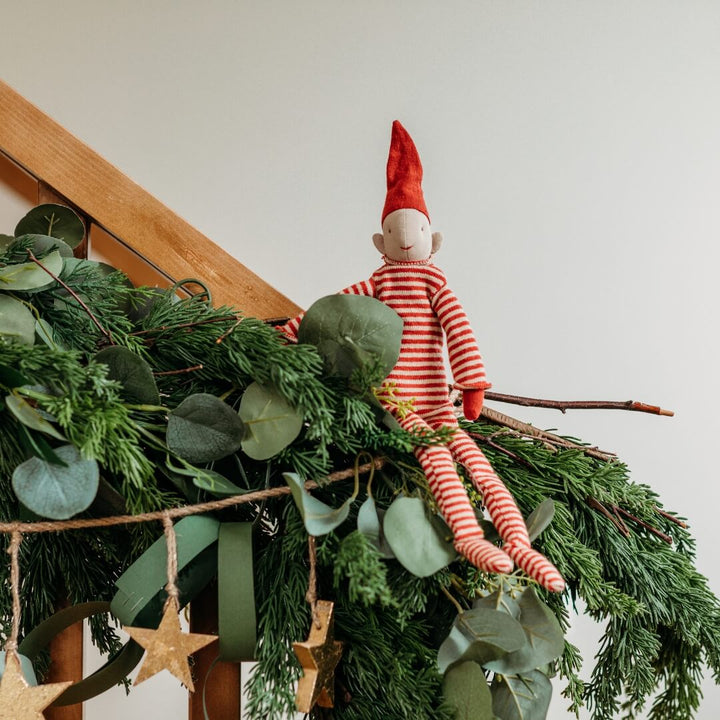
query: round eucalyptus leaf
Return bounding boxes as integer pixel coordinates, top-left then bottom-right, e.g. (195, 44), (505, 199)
(192, 468), (247, 497)
(0, 249), (63, 291)
(526, 498), (556, 542)
(0, 234), (15, 252)
(473, 589), (521, 618)
(383, 496), (456, 577)
(17, 233), (74, 258)
(284, 472), (354, 536)
(15, 204), (85, 249)
(0, 295), (36, 346)
(442, 661), (494, 720)
(94, 346), (160, 405)
(491, 670), (552, 720)
(35, 318), (65, 350)
(357, 496), (395, 558)
(239, 382), (303, 460)
(297, 294), (403, 379)
(484, 587), (565, 675)
(5, 394), (66, 440)
(438, 608), (527, 673)
(167, 393), (246, 464)
(12, 444), (99, 520)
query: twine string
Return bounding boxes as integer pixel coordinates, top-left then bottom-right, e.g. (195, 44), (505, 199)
(162, 513), (180, 611)
(5, 530), (23, 655)
(305, 535), (320, 629)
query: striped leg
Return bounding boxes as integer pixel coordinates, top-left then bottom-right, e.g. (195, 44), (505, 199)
(443, 420), (566, 593)
(398, 413), (513, 574)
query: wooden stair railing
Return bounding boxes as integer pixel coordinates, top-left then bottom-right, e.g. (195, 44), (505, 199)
(1, 79), (301, 720)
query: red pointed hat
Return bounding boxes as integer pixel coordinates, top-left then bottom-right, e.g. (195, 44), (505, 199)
(381, 120), (430, 223)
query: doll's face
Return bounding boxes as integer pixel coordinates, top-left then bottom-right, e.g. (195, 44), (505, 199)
(372, 208), (442, 262)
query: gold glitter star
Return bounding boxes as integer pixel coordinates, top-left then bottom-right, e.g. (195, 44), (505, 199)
(123, 599), (217, 691)
(0, 651), (72, 720)
(292, 600), (343, 712)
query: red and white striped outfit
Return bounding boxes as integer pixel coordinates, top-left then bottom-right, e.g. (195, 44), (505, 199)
(281, 257), (564, 592)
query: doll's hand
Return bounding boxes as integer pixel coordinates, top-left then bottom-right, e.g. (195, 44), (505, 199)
(463, 388), (485, 421)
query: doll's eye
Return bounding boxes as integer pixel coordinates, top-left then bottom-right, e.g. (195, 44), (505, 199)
(387, 229), (391, 234)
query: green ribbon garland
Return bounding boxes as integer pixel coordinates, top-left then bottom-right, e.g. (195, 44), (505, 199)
(217, 523), (256, 661)
(18, 601), (145, 706)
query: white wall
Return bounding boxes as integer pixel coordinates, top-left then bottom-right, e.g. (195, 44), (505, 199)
(2, 1), (720, 718)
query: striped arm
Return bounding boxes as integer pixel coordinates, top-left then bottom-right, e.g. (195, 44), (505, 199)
(431, 285), (491, 390)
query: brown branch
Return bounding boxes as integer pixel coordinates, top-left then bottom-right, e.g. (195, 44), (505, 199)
(653, 506), (688, 529)
(480, 406), (616, 462)
(27, 250), (112, 342)
(485, 392), (674, 417)
(153, 364), (204, 376)
(613, 505), (673, 544)
(468, 431), (534, 469)
(0, 459), (385, 534)
(586, 497), (630, 537)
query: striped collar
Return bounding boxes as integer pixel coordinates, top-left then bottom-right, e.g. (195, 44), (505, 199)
(382, 256), (434, 267)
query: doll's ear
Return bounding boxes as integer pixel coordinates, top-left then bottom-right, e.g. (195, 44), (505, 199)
(431, 232), (443, 254)
(372, 233), (386, 254)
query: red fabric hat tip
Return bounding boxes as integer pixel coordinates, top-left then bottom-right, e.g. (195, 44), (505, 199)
(381, 120), (430, 223)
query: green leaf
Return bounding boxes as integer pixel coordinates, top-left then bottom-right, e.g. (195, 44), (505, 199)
(192, 468), (247, 497)
(17, 233), (74, 259)
(491, 670), (552, 720)
(93, 346), (160, 405)
(12, 444), (99, 519)
(382, 496), (456, 577)
(167, 393), (246, 464)
(525, 499), (555, 543)
(0, 249), (63, 291)
(5, 393), (66, 440)
(34, 318), (65, 350)
(238, 382), (303, 460)
(473, 589), (521, 618)
(442, 661), (494, 720)
(0, 295), (35, 345)
(0, 234), (14, 252)
(15, 204), (85, 249)
(0, 363), (30, 388)
(297, 294), (403, 378)
(484, 587), (565, 675)
(438, 608), (527, 673)
(284, 472), (354, 536)
(357, 496), (395, 558)
(16, 424), (68, 466)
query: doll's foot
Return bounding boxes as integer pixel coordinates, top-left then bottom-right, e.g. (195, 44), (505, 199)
(504, 543), (565, 593)
(455, 537), (514, 575)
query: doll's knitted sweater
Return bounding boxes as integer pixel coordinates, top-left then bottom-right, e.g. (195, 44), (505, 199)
(282, 257), (491, 411)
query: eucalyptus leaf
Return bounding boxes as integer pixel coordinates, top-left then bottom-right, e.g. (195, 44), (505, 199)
(491, 670), (552, 720)
(167, 393), (246, 464)
(192, 468), (247, 497)
(5, 393), (66, 440)
(284, 472), (354, 536)
(16, 424), (68, 466)
(12, 444), (99, 519)
(0, 295), (35, 345)
(297, 294), (403, 379)
(442, 661), (494, 720)
(238, 382), (303, 460)
(382, 496), (456, 577)
(94, 346), (160, 405)
(17, 233), (74, 258)
(0, 249), (63, 291)
(15, 204), (85, 249)
(438, 607), (527, 673)
(483, 587), (565, 675)
(0, 234), (14, 252)
(473, 589), (521, 618)
(357, 496), (395, 558)
(35, 318), (65, 350)
(0, 363), (29, 388)
(525, 499), (556, 542)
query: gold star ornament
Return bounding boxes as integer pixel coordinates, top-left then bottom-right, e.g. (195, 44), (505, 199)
(292, 600), (344, 712)
(123, 599), (217, 691)
(0, 651), (72, 720)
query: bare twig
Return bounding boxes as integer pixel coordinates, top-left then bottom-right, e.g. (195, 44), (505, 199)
(613, 505), (673, 544)
(484, 392), (674, 417)
(653, 506), (688, 529)
(586, 497), (631, 537)
(153, 364), (204, 376)
(27, 250), (112, 342)
(468, 431), (534, 469)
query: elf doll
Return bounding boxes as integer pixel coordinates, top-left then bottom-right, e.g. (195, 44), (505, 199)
(281, 121), (565, 592)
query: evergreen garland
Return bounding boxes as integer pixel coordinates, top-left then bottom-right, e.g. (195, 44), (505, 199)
(0, 206), (719, 719)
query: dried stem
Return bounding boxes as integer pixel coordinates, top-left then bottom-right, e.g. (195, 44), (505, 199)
(485, 392), (674, 417)
(586, 497), (630, 537)
(653, 506), (688, 529)
(613, 505), (673, 544)
(154, 364), (204, 376)
(27, 250), (112, 342)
